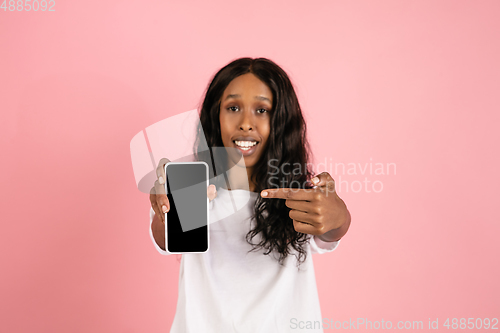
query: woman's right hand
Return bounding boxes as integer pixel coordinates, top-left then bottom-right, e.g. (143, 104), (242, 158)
(149, 158), (218, 224)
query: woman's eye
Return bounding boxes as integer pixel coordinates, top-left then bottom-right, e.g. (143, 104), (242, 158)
(228, 106), (239, 112)
(257, 108), (268, 114)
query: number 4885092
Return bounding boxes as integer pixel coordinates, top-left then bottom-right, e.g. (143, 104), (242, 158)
(1, 0), (56, 11)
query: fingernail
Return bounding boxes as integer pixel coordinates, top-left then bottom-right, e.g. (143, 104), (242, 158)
(162, 205), (168, 213)
(261, 191), (268, 197)
(159, 176), (164, 185)
(312, 177), (319, 184)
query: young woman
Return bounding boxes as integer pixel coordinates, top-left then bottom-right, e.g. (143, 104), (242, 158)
(149, 57), (351, 332)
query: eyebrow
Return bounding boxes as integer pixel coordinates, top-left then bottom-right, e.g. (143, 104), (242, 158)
(224, 94), (272, 103)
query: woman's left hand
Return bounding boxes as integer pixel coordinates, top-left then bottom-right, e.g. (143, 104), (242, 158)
(261, 172), (350, 241)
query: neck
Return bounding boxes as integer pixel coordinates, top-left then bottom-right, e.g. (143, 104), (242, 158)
(225, 164), (256, 192)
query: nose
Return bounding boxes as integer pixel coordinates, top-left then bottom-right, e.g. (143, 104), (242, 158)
(239, 110), (254, 131)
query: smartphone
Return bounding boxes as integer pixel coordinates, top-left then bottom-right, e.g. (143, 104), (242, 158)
(164, 162), (209, 253)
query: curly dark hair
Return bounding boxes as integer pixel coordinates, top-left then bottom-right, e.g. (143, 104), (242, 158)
(194, 57), (314, 265)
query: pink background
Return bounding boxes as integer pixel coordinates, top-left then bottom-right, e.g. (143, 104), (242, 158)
(1, 0), (499, 332)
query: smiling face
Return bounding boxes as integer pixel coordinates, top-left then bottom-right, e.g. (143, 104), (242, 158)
(219, 73), (273, 178)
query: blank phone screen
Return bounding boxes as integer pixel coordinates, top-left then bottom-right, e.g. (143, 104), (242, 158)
(165, 163), (208, 253)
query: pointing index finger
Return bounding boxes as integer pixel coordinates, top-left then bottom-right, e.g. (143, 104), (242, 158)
(261, 188), (315, 201)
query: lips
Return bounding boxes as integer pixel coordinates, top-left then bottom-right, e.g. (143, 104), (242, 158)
(232, 136), (260, 156)
(233, 136), (259, 142)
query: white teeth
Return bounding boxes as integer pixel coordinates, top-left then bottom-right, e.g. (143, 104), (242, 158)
(234, 140), (257, 148)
